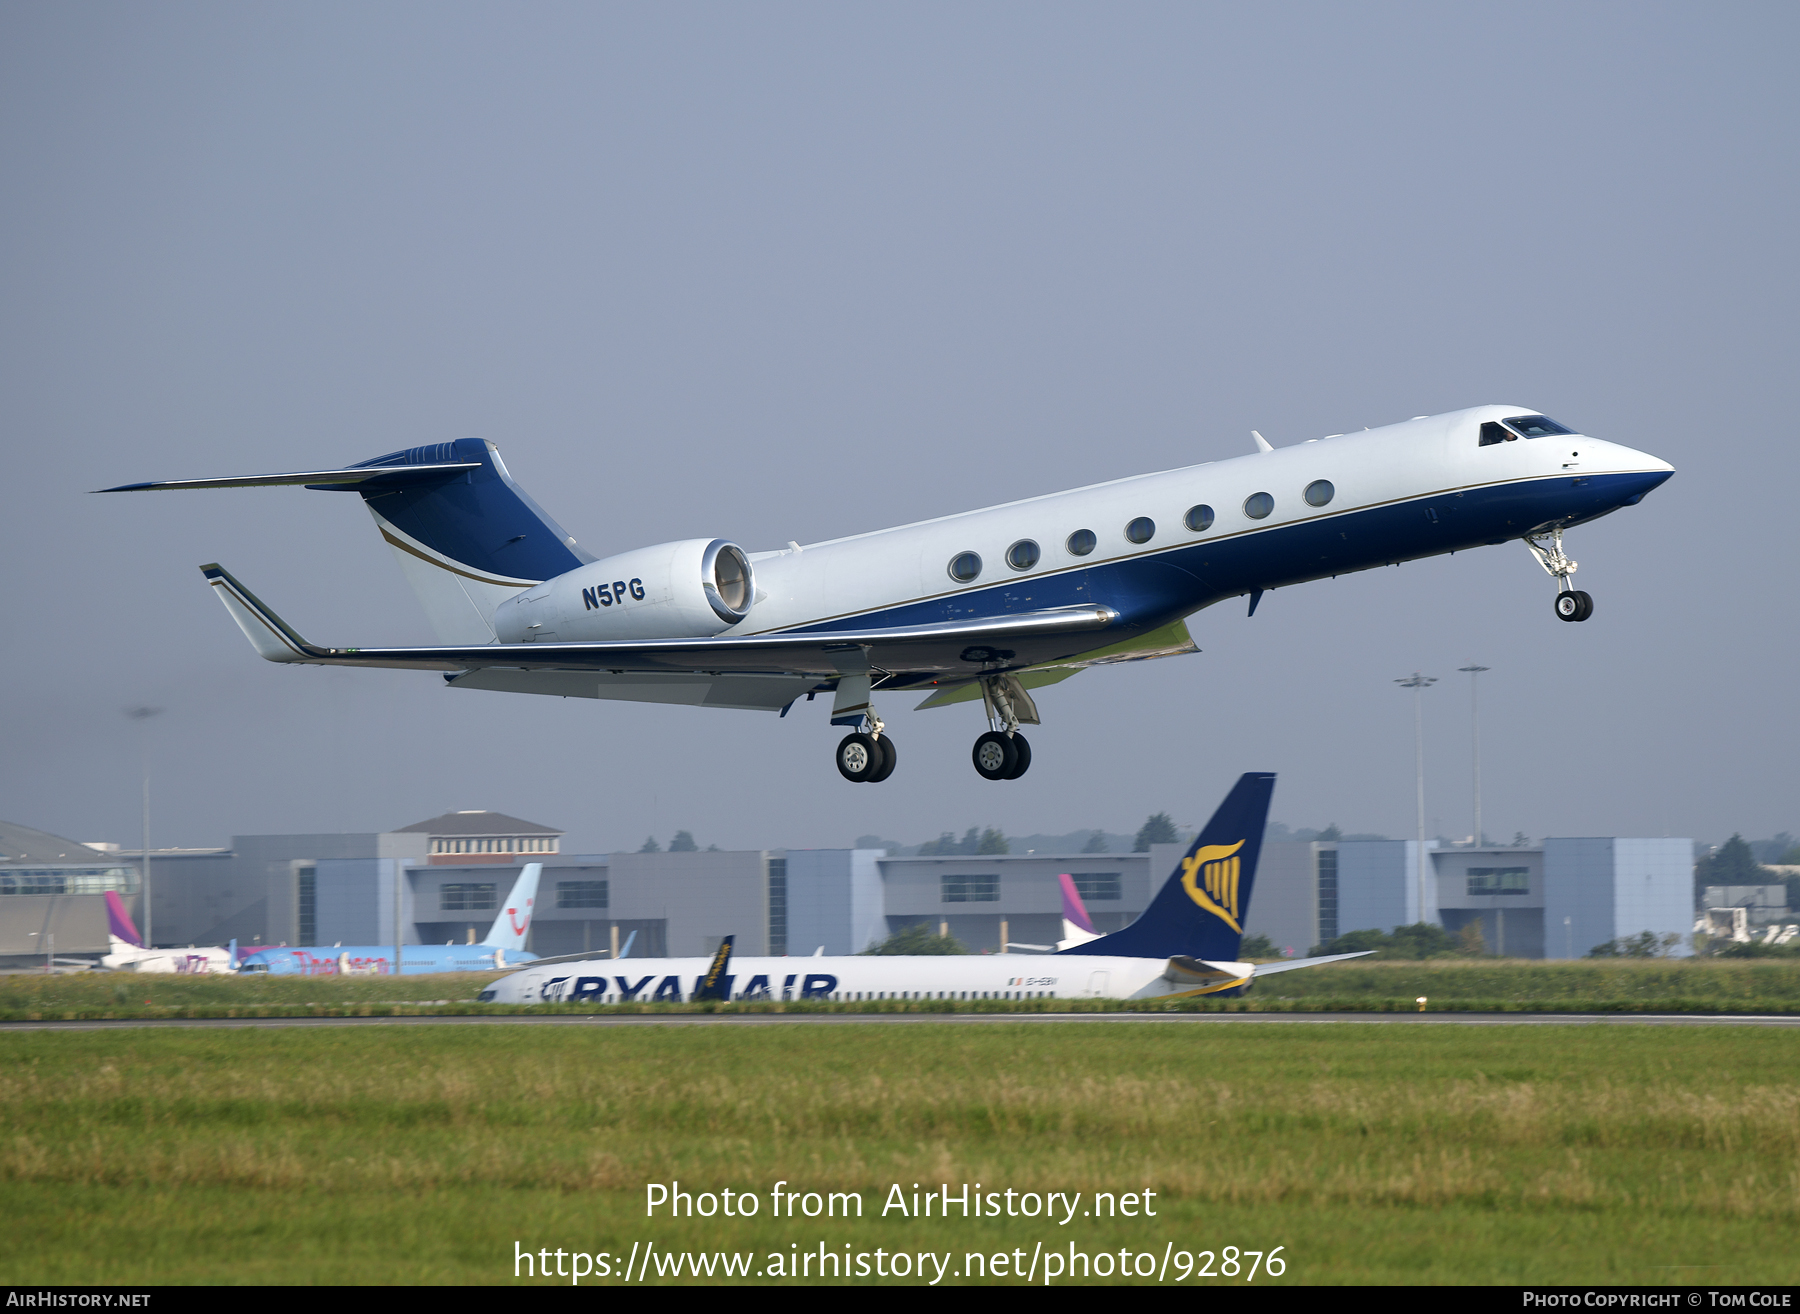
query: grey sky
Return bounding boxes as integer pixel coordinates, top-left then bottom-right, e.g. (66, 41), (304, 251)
(3, 3), (1795, 857)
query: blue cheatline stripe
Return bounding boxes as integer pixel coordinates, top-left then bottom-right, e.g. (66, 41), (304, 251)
(334, 438), (594, 582)
(765, 470), (1670, 642)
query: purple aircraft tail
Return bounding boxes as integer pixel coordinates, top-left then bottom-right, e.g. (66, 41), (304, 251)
(1058, 873), (1097, 935)
(105, 891), (144, 947)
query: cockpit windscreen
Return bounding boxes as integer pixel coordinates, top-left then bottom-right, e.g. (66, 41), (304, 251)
(1503, 415), (1575, 438)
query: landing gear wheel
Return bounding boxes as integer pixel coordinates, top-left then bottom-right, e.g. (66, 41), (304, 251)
(867, 735), (898, 782)
(972, 730), (1018, 781)
(1002, 732), (1032, 780)
(836, 732), (879, 782)
(1555, 590), (1593, 622)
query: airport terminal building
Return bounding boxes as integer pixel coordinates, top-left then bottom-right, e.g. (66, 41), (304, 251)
(0, 808), (1698, 965)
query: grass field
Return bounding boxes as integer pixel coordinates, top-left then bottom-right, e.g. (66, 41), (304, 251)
(3, 1021), (1797, 1284)
(5, 958), (1800, 1021)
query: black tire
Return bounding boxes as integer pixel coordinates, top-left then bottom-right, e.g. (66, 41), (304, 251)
(1571, 589), (1594, 621)
(1003, 732), (1032, 779)
(868, 735), (898, 782)
(1555, 592), (1582, 622)
(836, 732), (879, 782)
(972, 731), (1018, 781)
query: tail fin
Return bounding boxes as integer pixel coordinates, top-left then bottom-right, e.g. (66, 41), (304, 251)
(105, 892), (144, 948)
(1057, 873), (1100, 949)
(481, 863), (542, 951)
(693, 936), (735, 1001)
(102, 439), (593, 644)
(1059, 772), (1275, 962)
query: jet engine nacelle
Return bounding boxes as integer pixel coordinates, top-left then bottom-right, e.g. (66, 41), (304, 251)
(494, 538), (755, 643)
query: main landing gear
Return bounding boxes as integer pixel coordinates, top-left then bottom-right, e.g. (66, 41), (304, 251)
(836, 716), (897, 784)
(971, 674), (1036, 781)
(1525, 528), (1594, 623)
(827, 672), (1040, 783)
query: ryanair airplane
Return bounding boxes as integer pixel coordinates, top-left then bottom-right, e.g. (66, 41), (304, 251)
(103, 406), (1671, 781)
(478, 773), (1370, 1005)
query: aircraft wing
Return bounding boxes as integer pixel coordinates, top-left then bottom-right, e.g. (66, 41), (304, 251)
(1246, 951), (1375, 976)
(202, 563), (1121, 681)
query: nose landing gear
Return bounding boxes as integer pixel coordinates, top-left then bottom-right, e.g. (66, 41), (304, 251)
(1525, 528), (1594, 623)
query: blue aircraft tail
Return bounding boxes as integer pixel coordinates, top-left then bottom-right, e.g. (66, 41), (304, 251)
(101, 438), (594, 643)
(1057, 772), (1275, 962)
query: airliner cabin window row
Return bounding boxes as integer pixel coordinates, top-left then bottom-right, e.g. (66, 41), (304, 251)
(1184, 504), (1214, 533)
(1066, 529), (1096, 556)
(1304, 480), (1334, 508)
(1125, 516), (1155, 545)
(1244, 492), (1274, 520)
(1006, 539), (1041, 571)
(947, 551), (982, 583)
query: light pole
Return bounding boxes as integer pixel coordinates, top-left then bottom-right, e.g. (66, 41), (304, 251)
(1459, 665), (1490, 846)
(125, 707), (163, 947)
(1395, 674), (1438, 924)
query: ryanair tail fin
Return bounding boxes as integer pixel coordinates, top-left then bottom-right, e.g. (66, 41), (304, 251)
(101, 439), (593, 644)
(481, 863), (542, 952)
(1059, 772), (1275, 962)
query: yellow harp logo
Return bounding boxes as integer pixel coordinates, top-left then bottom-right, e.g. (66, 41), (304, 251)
(1180, 840), (1246, 933)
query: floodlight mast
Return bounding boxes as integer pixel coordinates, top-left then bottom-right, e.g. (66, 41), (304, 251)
(1459, 665), (1491, 846)
(125, 706), (163, 947)
(1395, 674), (1438, 924)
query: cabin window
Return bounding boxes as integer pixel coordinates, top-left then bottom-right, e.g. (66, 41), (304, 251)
(1304, 480), (1335, 508)
(1243, 492), (1274, 519)
(1184, 504), (1214, 533)
(1006, 539), (1041, 571)
(947, 551), (982, 583)
(1503, 414), (1574, 438)
(1479, 421), (1514, 446)
(941, 873), (999, 903)
(1124, 517), (1155, 545)
(1066, 529), (1097, 556)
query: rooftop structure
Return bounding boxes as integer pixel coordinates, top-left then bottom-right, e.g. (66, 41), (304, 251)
(395, 810), (563, 864)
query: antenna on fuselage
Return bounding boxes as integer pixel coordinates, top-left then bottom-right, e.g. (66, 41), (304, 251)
(1251, 431), (1273, 453)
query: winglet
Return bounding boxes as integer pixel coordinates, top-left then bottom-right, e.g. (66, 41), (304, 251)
(200, 564), (327, 663)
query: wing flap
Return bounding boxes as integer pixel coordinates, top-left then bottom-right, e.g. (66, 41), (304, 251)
(914, 617), (1200, 710)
